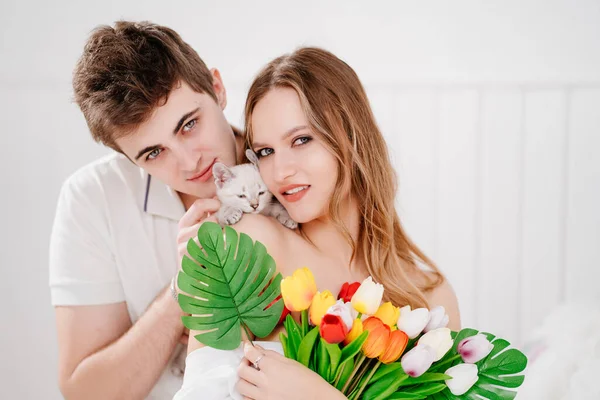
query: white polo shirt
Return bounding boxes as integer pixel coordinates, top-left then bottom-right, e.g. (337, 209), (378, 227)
(49, 152), (186, 399)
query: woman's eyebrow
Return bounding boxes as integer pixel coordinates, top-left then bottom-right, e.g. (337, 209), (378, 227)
(252, 125), (308, 148)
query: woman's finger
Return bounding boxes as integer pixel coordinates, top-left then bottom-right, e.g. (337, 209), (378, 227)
(238, 362), (264, 386)
(243, 342), (266, 369)
(235, 378), (261, 400)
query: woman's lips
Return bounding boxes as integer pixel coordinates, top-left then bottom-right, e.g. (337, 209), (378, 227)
(188, 159), (217, 183)
(281, 185), (310, 203)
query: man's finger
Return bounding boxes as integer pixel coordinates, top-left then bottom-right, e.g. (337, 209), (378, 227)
(178, 198), (221, 228)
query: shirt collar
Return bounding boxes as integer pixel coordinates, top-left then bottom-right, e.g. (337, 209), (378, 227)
(141, 172), (185, 221)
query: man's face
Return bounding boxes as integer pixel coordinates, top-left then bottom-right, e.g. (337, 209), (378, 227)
(116, 72), (237, 201)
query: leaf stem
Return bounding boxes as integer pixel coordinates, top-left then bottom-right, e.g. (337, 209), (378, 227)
(341, 353), (366, 394)
(351, 361), (381, 400)
(432, 354), (462, 372)
(301, 309), (309, 337)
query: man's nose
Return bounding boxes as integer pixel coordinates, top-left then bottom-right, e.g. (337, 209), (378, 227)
(178, 146), (200, 172)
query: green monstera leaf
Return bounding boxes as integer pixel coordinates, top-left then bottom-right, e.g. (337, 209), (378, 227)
(177, 222), (284, 350)
(426, 328), (528, 399)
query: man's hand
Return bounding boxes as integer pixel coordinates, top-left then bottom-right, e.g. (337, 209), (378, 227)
(176, 198), (221, 272)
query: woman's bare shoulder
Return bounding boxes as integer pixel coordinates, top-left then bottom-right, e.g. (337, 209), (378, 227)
(424, 275), (462, 331)
(230, 214), (294, 257)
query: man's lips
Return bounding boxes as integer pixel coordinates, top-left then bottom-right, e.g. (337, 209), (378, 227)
(187, 159), (217, 182)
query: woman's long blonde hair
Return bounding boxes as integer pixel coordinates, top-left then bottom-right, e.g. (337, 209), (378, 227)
(244, 47), (444, 309)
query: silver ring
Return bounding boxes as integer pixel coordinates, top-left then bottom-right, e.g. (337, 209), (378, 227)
(252, 354), (264, 370)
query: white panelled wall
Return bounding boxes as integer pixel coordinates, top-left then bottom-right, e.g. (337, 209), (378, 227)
(360, 85), (600, 346)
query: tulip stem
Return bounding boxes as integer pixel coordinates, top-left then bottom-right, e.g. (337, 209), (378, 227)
(341, 353), (366, 394)
(301, 309), (309, 337)
(431, 354), (462, 372)
(351, 361), (381, 400)
(346, 357), (374, 395)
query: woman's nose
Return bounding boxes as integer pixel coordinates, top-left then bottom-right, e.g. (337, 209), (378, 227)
(273, 152), (297, 183)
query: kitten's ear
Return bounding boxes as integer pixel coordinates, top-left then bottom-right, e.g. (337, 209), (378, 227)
(212, 163), (234, 189)
(245, 149), (259, 167)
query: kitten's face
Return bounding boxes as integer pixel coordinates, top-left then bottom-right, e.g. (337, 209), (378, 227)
(213, 164), (272, 213)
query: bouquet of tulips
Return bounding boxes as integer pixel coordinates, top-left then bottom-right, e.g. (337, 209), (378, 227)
(277, 268), (527, 399)
(177, 223), (527, 399)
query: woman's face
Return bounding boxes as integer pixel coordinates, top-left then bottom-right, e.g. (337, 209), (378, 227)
(250, 87), (339, 224)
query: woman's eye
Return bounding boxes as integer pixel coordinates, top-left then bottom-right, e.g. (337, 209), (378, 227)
(257, 148), (273, 158)
(293, 136), (312, 146)
(146, 148), (162, 160)
(183, 119), (197, 132)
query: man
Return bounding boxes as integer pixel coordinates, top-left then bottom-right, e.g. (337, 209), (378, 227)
(49, 21), (244, 399)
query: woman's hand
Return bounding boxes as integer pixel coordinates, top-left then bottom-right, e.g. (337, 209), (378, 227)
(236, 342), (346, 400)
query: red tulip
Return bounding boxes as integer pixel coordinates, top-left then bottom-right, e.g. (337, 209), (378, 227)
(337, 282), (361, 303)
(266, 295), (291, 325)
(320, 314), (349, 344)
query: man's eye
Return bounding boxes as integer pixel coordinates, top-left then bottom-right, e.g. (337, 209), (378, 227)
(257, 148), (273, 158)
(183, 119), (197, 132)
(146, 148), (162, 160)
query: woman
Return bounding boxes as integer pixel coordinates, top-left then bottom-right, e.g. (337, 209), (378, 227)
(176, 47), (460, 399)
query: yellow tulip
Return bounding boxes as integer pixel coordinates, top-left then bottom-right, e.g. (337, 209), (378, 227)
(344, 318), (364, 345)
(280, 267), (318, 312)
(309, 291), (336, 325)
(374, 302), (400, 328)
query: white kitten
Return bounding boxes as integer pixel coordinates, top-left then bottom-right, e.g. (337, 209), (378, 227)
(212, 150), (297, 229)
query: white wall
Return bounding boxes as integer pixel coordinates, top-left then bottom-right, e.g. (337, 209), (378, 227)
(1, 1), (599, 398)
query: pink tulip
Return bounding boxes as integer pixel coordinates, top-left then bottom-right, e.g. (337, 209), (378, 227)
(457, 334), (493, 364)
(400, 344), (436, 377)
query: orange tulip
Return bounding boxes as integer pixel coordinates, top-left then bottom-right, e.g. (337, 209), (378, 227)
(361, 317), (391, 358)
(379, 329), (409, 364)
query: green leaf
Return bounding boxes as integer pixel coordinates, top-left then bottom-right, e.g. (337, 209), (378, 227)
(340, 330), (369, 366)
(397, 373), (451, 387)
(322, 341), (342, 382)
(335, 358), (355, 391)
(279, 332), (290, 359)
(283, 314), (301, 360)
(178, 222), (283, 350)
(361, 368), (410, 400)
(426, 328), (528, 399)
(297, 326), (320, 367)
(370, 362), (404, 383)
(317, 338), (330, 380)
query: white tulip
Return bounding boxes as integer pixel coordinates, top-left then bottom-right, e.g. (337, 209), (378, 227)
(397, 306), (430, 339)
(445, 363), (479, 395)
(350, 277), (384, 315)
(423, 305), (449, 332)
(400, 344), (436, 378)
(326, 300), (354, 331)
(417, 327), (453, 361)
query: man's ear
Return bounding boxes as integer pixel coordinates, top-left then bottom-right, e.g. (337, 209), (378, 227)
(211, 68), (227, 110)
(212, 162), (234, 189)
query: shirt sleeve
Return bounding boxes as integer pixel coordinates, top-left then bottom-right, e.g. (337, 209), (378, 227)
(49, 169), (125, 305)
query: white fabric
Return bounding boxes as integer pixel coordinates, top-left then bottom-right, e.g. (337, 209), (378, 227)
(49, 153), (186, 398)
(174, 341), (284, 400)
